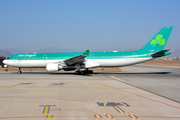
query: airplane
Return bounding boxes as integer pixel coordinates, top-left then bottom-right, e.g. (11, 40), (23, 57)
(3, 26), (173, 75)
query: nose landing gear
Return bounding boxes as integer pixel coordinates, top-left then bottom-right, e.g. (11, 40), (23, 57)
(18, 68), (22, 74)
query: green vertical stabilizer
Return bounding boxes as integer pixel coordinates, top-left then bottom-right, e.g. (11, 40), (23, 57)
(137, 26), (173, 53)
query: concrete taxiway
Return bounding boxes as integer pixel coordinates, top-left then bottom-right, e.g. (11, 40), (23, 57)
(0, 65), (180, 120)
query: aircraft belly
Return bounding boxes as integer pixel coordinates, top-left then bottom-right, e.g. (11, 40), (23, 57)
(94, 58), (152, 67)
(18, 60), (47, 67)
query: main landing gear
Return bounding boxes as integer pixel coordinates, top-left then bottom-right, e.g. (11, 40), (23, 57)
(75, 69), (93, 75)
(18, 68), (22, 74)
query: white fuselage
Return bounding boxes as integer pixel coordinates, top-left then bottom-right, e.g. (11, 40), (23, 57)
(3, 57), (153, 68)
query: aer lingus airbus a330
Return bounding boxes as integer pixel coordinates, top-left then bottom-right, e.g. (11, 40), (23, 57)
(3, 26), (173, 74)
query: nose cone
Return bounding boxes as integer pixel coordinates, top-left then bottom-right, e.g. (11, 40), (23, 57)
(3, 60), (7, 64)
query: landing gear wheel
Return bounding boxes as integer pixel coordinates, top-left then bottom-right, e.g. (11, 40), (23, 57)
(75, 71), (80, 75)
(18, 68), (22, 74)
(83, 70), (87, 74)
(89, 70), (93, 74)
(81, 71), (84, 75)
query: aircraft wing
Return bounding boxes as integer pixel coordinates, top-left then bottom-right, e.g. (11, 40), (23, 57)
(64, 50), (89, 65)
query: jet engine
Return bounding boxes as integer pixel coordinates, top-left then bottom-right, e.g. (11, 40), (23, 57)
(46, 63), (63, 72)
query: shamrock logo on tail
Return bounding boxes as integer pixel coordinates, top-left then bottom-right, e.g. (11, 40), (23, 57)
(150, 34), (165, 47)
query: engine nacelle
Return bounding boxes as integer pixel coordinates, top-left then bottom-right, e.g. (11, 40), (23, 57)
(46, 63), (63, 72)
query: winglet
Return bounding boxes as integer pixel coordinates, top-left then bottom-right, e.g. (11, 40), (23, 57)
(83, 50), (89, 55)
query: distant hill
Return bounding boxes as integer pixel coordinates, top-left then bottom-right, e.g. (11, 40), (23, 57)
(0, 49), (12, 57)
(3, 48), (27, 55)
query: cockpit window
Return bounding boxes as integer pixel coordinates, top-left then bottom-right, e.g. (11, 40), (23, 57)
(6, 57), (10, 59)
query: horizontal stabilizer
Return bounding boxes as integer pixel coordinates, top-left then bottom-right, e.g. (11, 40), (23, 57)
(151, 49), (171, 57)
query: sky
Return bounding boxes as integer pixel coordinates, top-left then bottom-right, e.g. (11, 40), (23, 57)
(0, 0), (180, 52)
